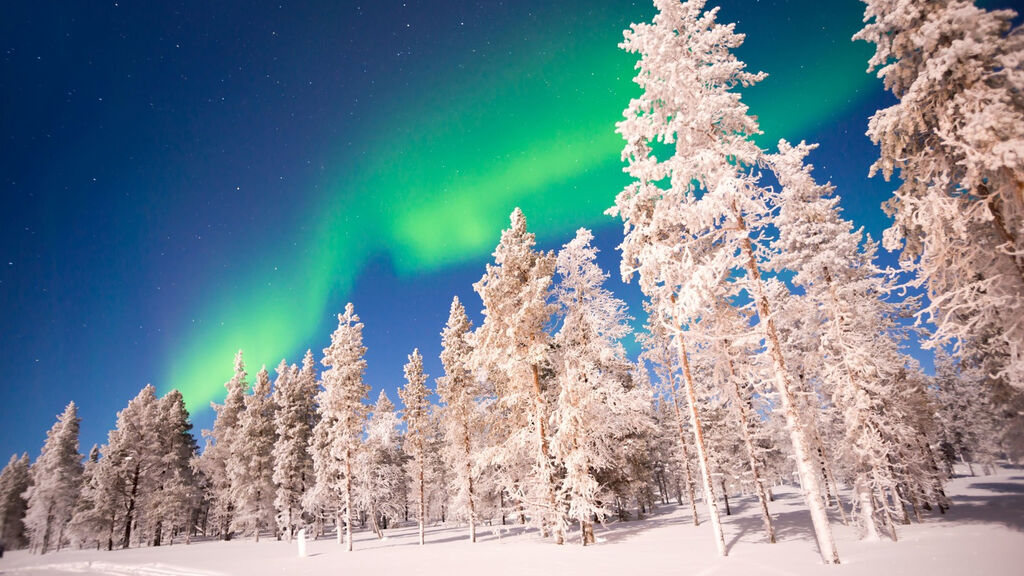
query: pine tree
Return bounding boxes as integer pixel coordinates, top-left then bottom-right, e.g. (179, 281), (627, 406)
(855, 0), (1024, 391)
(149, 390), (199, 546)
(316, 303), (370, 551)
(201, 350), (249, 540)
(353, 391), (406, 539)
(67, 445), (104, 549)
(471, 208), (563, 543)
(272, 353), (318, 541)
(400, 348), (431, 545)
(551, 228), (653, 545)
(436, 296), (481, 542)
(0, 453), (31, 549)
(24, 402), (82, 554)
(613, 0), (838, 562)
(229, 366), (277, 541)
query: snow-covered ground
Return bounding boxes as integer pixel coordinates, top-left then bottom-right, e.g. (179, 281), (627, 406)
(3, 468), (1023, 576)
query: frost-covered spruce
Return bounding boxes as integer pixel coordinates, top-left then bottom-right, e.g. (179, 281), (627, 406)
(855, 0), (1024, 390)
(399, 349), (430, 546)
(551, 228), (653, 545)
(471, 208), (563, 543)
(24, 402), (82, 554)
(314, 303), (369, 551)
(613, 0), (838, 562)
(149, 390), (199, 546)
(436, 296), (482, 542)
(353, 390), (406, 539)
(229, 366), (277, 541)
(272, 353), (317, 541)
(0, 452), (32, 549)
(201, 350), (248, 540)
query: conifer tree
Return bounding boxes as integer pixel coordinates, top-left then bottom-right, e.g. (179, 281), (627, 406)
(316, 303), (370, 551)
(436, 296), (481, 542)
(353, 391), (406, 539)
(471, 208), (564, 543)
(273, 353), (318, 541)
(201, 351), (249, 540)
(551, 228), (653, 545)
(0, 453), (31, 549)
(230, 366), (278, 541)
(24, 402), (82, 554)
(400, 348), (431, 546)
(855, 0), (1024, 391)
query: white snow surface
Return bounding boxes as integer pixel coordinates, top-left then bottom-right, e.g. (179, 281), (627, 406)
(3, 468), (1022, 576)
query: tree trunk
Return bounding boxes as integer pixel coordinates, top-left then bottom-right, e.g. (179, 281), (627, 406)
(418, 439), (426, 546)
(462, 420), (478, 543)
(734, 204), (840, 564)
(722, 351), (776, 543)
(667, 365), (700, 526)
(123, 462), (141, 549)
(531, 363), (564, 544)
(344, 446), (353, 551)
(721, 479), (731, 516)
(672, 330), (727, 557)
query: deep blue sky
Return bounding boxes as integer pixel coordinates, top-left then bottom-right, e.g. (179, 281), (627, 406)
(2, 0), (1018, 460)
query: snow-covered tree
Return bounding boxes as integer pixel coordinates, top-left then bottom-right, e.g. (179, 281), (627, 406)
(551, 228), (653, 545)
(400, 348), (431, 545)
(201, 351), (249, 540)
(315, 303), (370, 551)
(613, 0), (838, 562)
(436, 296), (482, 542)
(0, 453), (31, 549)
(272, 353), (318, 541)
(230, 366), (277, 541)
(855, 0), (1024, 391)
(67, 446), (105, 549)
(148, 390), (199, 546)
(471, 208), (563, 543)
(24, 402), (82, 554)
(353, 391), (406, 539)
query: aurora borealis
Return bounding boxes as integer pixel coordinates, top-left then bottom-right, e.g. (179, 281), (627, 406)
(162, 0), (879, 414)
(3, 0), (1013, 456)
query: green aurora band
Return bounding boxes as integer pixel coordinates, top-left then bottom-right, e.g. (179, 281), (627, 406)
(165, 2), (876, 412)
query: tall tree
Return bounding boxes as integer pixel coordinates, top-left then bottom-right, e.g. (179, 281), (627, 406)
(551, 228), (653, 545)
(230, 366), (277, 541)
(0, 453), (31, 549)
(471, 208), (564, 543)
(855, 0), (1024, 391)
(316, 303), (370, 551)
(201, 351), (249, 540)
(272, 353), (318, 541)
(400, 349), (431, 546)
(24, 402), (82, 554)
(613, 0), (838, 562)
(149, 390), (199, 546)
(353, 391), (406, 539)
(436, 296), (481, 542)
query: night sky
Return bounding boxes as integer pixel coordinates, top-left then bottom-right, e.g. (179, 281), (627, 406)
(2, 0), (1017, 459)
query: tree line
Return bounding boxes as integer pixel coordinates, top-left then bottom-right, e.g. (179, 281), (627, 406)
(1, 0), (1021, 565)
